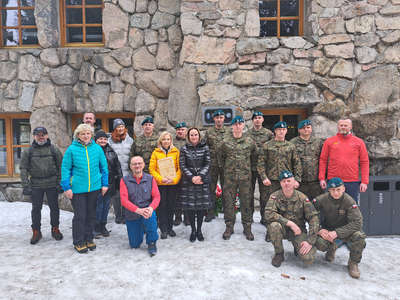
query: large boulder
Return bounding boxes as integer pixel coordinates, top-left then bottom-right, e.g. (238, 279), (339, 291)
(103, 3), (129, 49)
(135, 70), (170, 98)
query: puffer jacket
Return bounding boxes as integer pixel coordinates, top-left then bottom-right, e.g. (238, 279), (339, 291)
(108, 134), (133, 177)
(149, 146), (181, 186)
(102, 143), (123, 196)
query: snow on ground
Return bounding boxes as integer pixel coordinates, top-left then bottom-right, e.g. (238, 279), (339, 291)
(0, 202), (399, 300)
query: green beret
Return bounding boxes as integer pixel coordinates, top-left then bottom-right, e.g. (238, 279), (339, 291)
(279, 170), (294, 181)
(212, 110), (225, 118)
(273, 121), (287, 130)
(175, 122), (187, 129)
(298, 119), (312, 129)
(327, 177), (344, 189)
(231, 115), (244, 125)
(252, 111), (263, 120)
(141, 117), (154, 126)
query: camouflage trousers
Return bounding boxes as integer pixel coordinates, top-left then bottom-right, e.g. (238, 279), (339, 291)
(261, 180), (281, 222)
(315, 231), (366, 263)
(250, 171), (267, 218)
(210, 165), (224, 211)
(298, 181), (323, 201)
(267, 221), (316, 265)
(223, 174), (252, 225)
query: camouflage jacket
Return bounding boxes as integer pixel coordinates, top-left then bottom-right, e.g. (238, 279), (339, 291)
(266, 189), (319, 245)
(174, 136), (186, 152)
(247, 127), (273, 172)
(290, 136), (324, 182)
(218, 133), (257, 180)
(257, 139), (302, 182)
(313, 192), (363, 239)
(205, 126), (227, 168)
(129, 134), (158, 172)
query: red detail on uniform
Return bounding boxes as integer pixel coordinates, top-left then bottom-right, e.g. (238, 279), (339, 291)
(216, 184), (222, 197)
(352, 204), (358, 209)
(313, 199), (316, 203)
(305, 198), (310, 202)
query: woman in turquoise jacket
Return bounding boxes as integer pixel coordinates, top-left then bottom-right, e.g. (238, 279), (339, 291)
(61, 124), (108, 254)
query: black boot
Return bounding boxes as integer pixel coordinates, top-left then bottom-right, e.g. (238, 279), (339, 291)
(190, 231), (196, 242)
(94, 223), (102, 239)
(173, 211), (182, 226)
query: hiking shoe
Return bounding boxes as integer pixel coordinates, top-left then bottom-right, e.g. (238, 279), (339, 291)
(86, 240), (96, 251)
(74, 243), (88, 254)
(101, 223), (110, 237)
(190, 231), (196, 242)
(222, 226), (234, 240)
(348, 259), (360, 279)
(30, 229), (42, 245)
(168, 229), (176, 237)
(160, 232), (168, 239)
(51, 227), (63, 241)
(243, 224), (254, 241)
(148, 242), (157, 257)
(271, 253), (284, 268)
(197, 230), (204, 242)
(325, 243), (337, 262)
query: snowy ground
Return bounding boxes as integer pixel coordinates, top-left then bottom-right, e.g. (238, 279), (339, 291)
(0, 202), (399, 300)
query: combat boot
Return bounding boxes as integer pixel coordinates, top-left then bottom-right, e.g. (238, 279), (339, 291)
(271, 252), (284, 268)
(173, 212), (182, 226)
(325, 243), (337, 262)
(30, 229), (42, 245)
(51, 227), (63, 241)
(348, 258), (360, 279)
(243, 224), (254, 241)
(222, 224), (234, 240)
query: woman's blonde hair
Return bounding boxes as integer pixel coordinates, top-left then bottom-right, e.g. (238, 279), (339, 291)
(157, 131), (174, 148)
(73, 124), (94, 140)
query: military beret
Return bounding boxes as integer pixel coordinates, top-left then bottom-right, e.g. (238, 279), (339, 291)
(252, 111), (263, 120)
(175, 122), (187, 129)
(273, 121), (287, 130)
(141, 117), (154, 126)
(279, 170), (294, 181)
(33, 126), (48, 135)
(212, 109), (225, 118)
(298, 119), (312, 129)
(327, 177), (344, 189)
(231, 115), (244, 125)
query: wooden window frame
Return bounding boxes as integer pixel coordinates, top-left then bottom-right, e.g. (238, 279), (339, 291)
(0, 1), (39, 48)
(260, 108), (307, 120)
(71, 112), (135, 134)
(60, 0), (104, 47)
(0, 113), (31, 177)
(259, 0), (304, 37)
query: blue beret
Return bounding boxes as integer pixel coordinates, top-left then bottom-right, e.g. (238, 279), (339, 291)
(175, 122), (187, 129)
(212, 110), (225, 117)
(298, 119), (312, 129)
(327, 177), (344, 189)
(141, 117), (154, 126)
(279, 170), (294, 181)
(231, 115), (244, 125)
(273, 121), (287, 130)
(252, 111), (263, 119)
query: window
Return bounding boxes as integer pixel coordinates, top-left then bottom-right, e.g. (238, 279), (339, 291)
(0, 0), (38, 47)
(259, 0), (303, 37)
(260, 108), (307, 140)
(0, 114), (31, 177)
(60, 0), (104, 46)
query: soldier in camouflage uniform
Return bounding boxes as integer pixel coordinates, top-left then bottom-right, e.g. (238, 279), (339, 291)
(247, 111), (273, 222)
(129, 117), (158, 173)
(313, 177), (366, 279)
(204, 110), (227, 222)
(266, 170), (319, 267)
(257, 121), (302, 227)
(290, 119), (324, 200)
(219, 116), (257, 241)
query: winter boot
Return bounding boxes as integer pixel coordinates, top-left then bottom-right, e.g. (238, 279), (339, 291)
(160, 231), (168, 239)
(51, 227), (63, 241)
(222, 224), (234, 240)
(243, 224), (254, 241)
(173, 212), (182, 226)
(271, 252), (284, 268)
(325, 243), (337, 262)
(168, 229), (176, 237)
(183, 213), (191, 226)
(348, 258), (360, 279)
(101, 222), (110, 237)
(190, 231), (196, 242)
(197, 230), (204, 242)
(30, 229), (42, 245)
(86, 240), (97, 251)
(148, 242), (157, 257)
(94, 223), (102, 239)
(204, 210), (215, 223)
(74, 243), (88, 254)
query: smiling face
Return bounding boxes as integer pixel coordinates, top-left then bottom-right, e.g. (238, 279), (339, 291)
(176, 127), (187, 139)
(337, 119), (352, 135)
(34, 133), (48, 145)
(280, 177), (295, 195)
(96, 137), (108, 147)
(115, 125), (125, 135)
(329, 185), (345, 200)
(130, 156), (145, 176)
(83, 113), (96, 127)
(78, 130), (92, 144)
(161, 134), (172, 149)
(142, 122), (154, 136)
(188, 129), (200, 145)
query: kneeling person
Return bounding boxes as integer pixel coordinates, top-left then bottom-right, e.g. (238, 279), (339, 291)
(120, 156), (160, 256)
(313, 177), (366, 279)
(266, 170), (319, 267)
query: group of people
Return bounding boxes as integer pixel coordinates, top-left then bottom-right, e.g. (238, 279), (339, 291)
(20, 110), (370, 279)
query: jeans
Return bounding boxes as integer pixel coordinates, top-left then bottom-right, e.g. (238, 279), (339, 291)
(344, 182), (360, 204)
(96, 193), (111, 223)
(126, 212), (159, 248)
(31, 187), (59, 230)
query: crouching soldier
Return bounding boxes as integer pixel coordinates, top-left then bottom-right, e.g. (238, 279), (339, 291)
(266, 170), (319, 267)
(313, 177), (366, 279)
(20, 127), (64, 244)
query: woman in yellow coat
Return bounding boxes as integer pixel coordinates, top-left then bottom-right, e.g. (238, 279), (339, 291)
(149, 131), (181, 239)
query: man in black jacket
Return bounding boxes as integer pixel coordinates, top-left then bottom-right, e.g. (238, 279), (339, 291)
(20, 127), (64, 244)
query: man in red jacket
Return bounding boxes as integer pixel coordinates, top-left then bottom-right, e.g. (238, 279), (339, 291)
(319, 119), (369, 203)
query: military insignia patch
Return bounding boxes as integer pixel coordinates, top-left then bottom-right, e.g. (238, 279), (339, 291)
(312, 199), (316, 203)
(305, 198), (310, 202)
(352, 204), (358, 209)
(338, 209), (345, 215)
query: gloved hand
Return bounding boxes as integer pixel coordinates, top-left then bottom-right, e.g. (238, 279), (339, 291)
(23, 187), (32, 196)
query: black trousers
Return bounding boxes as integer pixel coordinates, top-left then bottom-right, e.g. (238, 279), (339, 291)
(112, 192), (125, 221)
(31, 187), (59, 230)
(158, 185), (177, 233)
(71, 190), (100, 245)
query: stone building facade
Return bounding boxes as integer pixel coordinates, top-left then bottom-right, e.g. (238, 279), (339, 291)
(0, 0), (400, 204)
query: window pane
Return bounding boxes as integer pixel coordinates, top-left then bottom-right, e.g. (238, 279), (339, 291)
(67, 26), (83, 42)
(280, 0), (299, 17)
(0, 148), (7, 175)
(12, 119), (31, 145)
(22, 28), (38, 44)
(66, 8), (83, 24)
(1, 0), (18, 7)
(20, 0), (35, 6)
(260, 20), (277, 37)
(86, 0), (102, 4)
(259, 0), (277, 18)
(283, 114), (300, 140)
(21, 9), (36, 25)
(86, 7), (102, 24)
(86, 26), (102, 42)
(263, 115), (280, 131)
(2, 9), (18, 26)
(66, 0), (82, 5)
(2, 28), (19, 46)
(280, 20), (299, 36)
(13, 148), (23, 175)
(0, 120), (5, 145)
